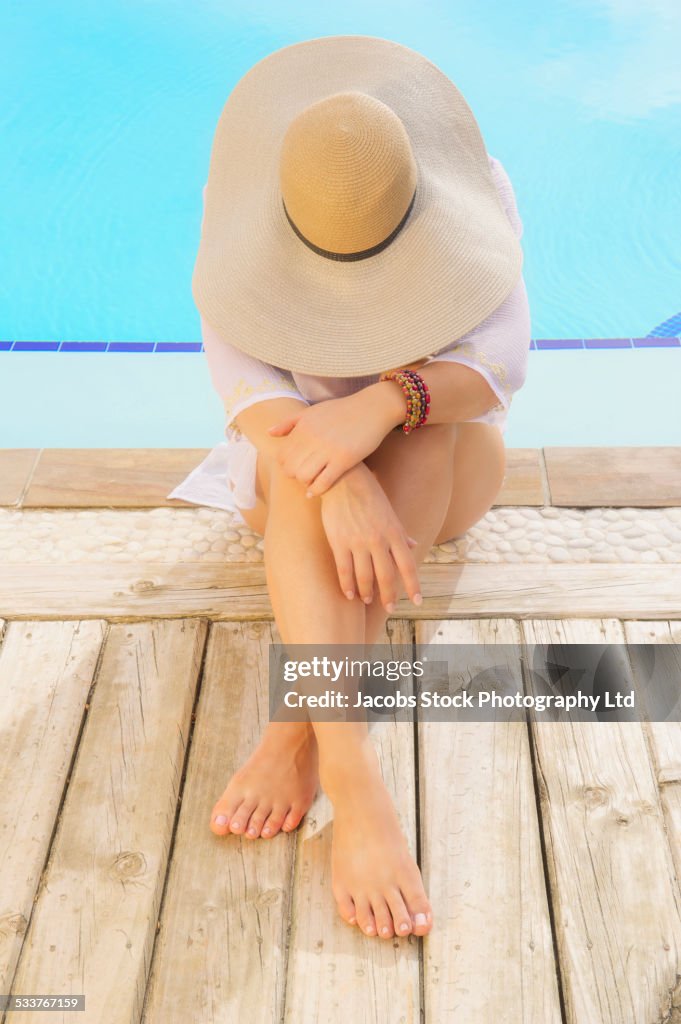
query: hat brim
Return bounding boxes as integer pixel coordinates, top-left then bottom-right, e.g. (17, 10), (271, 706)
(193, 35), (523, 377)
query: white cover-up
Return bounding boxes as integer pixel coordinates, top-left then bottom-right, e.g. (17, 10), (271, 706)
(167, 155), (531, 521)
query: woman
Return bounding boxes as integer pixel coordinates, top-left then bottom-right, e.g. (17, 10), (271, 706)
(176, 35), (531, 940)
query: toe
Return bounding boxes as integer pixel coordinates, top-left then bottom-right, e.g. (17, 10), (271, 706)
(229, 799), (257, 835)
(244, 804), (273, 839)
(334, 890), (357, 927)
(355, 898), (378, 938)
(210, 798), (240, 836)
(370, 896), (394, 939)
(386, 889), (412, 937)
(280, 806), (303, 831)
(281, 805), (306, 833)
(261, 805), (289, 838)
(403, 884), (433, 936)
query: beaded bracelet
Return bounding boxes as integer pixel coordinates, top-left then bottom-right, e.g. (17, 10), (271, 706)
(378, 367), (431, 434)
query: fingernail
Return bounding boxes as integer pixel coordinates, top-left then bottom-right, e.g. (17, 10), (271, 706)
(413, 593), (423, 606)
(363, 596), (372, 604)
(345, 590), (354, 600)
(215, 814), (228, 826)
(414, 913), (427, 926)
(385, 602), (395, 613)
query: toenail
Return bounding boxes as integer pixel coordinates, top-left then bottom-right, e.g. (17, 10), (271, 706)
(349, 917), (356, 925)
(381, 926), (390, 936)
(247, 826), (257, 836)
(414, 913), (427, 926)
(214, 815), (227, 826)
(262, 826), (271, 835)
(231, 821), (241, 830)
(400, 922), (410, 932)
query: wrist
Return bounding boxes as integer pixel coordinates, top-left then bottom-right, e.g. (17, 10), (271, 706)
(362, 380), (407, 432)
(319, 460), (373, 501)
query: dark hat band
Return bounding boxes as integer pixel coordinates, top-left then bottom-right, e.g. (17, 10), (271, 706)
(282, 189), (417, 262)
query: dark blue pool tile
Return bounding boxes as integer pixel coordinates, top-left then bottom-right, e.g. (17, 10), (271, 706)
(13, 340), (61, 351)
(0, 341), (12, 350)
(584, 338), (632, 349)
(154, 342), (203, 352)
(108, 341), (155, 353)
(535, 338), (584, 350)
(60, 341), (108, 352)
(647, 313), (681, 337)
(634, 336), (680, 348)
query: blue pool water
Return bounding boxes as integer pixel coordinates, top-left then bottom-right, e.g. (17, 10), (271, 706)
(1, 1), (680, 447)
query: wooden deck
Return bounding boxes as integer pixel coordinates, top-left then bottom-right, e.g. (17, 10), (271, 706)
(1, 612), (681, 1023)
(2, 446), (681, 1023)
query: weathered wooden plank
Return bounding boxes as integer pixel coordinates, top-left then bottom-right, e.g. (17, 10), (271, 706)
(3, 563), (681, 619)
(416, 618), (562, 1023)
(9, 619), (206, 1024)
(522, 618), (681, 1024)
(623, 621), (681, 784)
(23, 448), (210, 507)
(543, 446), (681, 506)
(623, 621), (681, 1009)
(0, 621), (105, 996)
(656, 782), (681, 1015)
(282, 621), (420, 1024)
(0, 449), (40, 506)
(5, 446), (543, 509)
(142, 621), (295, 1024)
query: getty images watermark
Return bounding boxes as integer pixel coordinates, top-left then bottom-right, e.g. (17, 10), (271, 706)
(267, 643), (681, 723)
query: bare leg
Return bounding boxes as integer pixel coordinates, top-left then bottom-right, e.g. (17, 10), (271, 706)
(210, 421), (505, 938)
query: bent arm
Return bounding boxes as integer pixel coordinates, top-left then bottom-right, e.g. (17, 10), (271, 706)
(232, 396), (311, 459)
(361, 358), (503, 433)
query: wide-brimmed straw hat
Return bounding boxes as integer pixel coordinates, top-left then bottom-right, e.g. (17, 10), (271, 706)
(192, 35), (523, 377)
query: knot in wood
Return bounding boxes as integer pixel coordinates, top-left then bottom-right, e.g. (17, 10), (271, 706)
(582, 785), (610, 809)
(110, 850), (147, 880)
(255, 888), (281, 908)
(132, 579), (156, 593)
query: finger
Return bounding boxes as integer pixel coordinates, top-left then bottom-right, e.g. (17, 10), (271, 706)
(330, 543), (357, 601)
(352, 548), (375, 604)
(306, 461), (345, 498)
(295, 452), (329, 488)
(370, 544), (399, 611)
(390, 538), (422, 605)
(276, 444), (316, 480)
(267, 416), (301, 436)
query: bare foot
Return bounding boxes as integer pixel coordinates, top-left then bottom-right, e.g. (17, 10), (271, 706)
(323, 739), (433, 938)
(210, 721), (319, 839)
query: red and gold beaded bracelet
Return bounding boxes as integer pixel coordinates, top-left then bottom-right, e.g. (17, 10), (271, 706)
(378, 367), (431, 434)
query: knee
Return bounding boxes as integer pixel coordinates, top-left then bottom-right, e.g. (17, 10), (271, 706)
(397, 421), (457, 459)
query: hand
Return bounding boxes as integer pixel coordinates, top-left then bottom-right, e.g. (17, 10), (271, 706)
(267, 388), (401, 497)
(319, 463), (423, 611)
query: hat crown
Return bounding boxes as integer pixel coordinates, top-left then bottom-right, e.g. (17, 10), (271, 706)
(279, 91), (418, 255)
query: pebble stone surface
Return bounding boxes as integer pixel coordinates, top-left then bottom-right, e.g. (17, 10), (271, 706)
(1, 506), (680, 563)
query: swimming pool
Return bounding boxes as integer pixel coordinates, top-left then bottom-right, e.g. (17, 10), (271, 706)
(1, 1), (680, 447)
